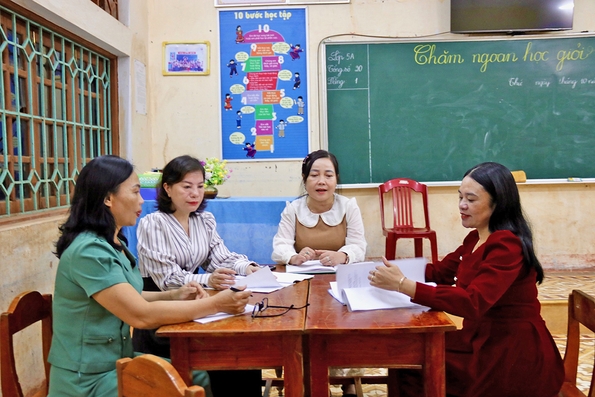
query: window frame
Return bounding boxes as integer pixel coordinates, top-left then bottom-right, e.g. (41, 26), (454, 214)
(0, 0), (119, 225)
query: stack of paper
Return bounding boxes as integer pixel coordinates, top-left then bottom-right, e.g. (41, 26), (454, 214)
(330, 258), (429, 312)
(195, 267), (315, 323)
(233, 265), (313, 293)
(286, 260), (337, 274)
(194, 305), (254, 324)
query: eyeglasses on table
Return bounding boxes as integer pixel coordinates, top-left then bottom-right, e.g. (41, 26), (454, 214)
(251, 297), (309, 318)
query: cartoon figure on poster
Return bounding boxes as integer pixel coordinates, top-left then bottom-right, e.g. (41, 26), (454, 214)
(293, 72), (301, 90)
(276, 120), (287, 138)
(224, 93), (232, 111)
(235, 25), (245, 44)
(227, 59), (239, 77)
(296, 96), (305, 115)
(219, 8), (309, 161)
(243, 142), (256, 158)
(236, 111), (242, 129)
(289, 44), (303, 61)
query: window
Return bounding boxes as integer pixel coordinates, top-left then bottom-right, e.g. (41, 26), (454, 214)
(0, 4), (117, 218)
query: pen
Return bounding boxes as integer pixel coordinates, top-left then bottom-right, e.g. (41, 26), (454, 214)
(230, 286), (253, 297)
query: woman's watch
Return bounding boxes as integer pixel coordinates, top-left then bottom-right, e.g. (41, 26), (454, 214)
(344, 253), (349, 264)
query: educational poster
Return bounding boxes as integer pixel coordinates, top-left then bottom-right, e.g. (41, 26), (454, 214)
(219, 8), (308, 160)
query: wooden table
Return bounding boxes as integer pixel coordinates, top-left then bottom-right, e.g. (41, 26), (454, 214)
(157, 279), (309, 397)
(306, 274), (456, 397)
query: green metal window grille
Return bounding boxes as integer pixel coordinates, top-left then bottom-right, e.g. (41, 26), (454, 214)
(0, 5), (115, 218)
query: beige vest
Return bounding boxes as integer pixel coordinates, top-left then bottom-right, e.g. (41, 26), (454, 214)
(295, 215), (347, 252)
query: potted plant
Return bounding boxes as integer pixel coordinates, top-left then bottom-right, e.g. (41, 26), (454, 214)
(201, 158), (231, 199)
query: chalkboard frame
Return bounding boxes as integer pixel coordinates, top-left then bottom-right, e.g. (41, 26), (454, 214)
(320, 33), (595, 186)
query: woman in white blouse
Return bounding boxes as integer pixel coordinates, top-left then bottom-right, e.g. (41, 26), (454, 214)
(133, 154), (262, 396)
(272, 149), (367, 266)
(271, 149), (367, 397)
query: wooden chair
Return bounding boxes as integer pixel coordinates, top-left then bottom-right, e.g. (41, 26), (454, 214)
(559, 290), (595, 397)
(117, 354), (205, 397)
(0, 290), (52, 397)
(378, 178), (438, 262)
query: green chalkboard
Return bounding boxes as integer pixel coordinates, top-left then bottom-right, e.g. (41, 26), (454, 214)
(324, 35), (595, 183)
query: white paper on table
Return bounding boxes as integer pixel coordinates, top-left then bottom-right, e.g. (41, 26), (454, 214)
(194, 304), (254, 324)
(342, 287), (419, 311)
(335, 259), (426, 292)
(233, 268), (312, 293)
(274, 272), (314, 285)
(247, 272), (314, 293)
(233, 266), (283, 293)
(328, 281), (344, 304)
(286, 260), (337, 274)
(332, 258), (429, 311)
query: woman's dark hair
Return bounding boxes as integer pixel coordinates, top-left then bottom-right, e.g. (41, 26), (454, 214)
(301, 150), (341, 185)
(55, 155), (134, 258)
(464, 162), (544, 283)
(157, 155), (207, 214)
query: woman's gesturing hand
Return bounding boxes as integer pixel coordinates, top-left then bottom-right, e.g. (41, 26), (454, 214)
(316, 249), (348, 266)
(369, 257), (404, 291)
(173, 281), (209, 300)
(208, 268), (237, 290)
(289, 246), (316, 265)
(212, 286), (251, 314)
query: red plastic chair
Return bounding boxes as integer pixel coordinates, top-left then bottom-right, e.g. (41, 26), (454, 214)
(378, 178), (438, 263)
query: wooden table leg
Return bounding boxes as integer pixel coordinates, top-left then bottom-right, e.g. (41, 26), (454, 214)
(308, 335), (330, 397)
(387, 368), (400, 397)
(282, 334), (304, 397)
(302, 334), (311, 397)
(423, 332), (446, 397)
(169, 337), (192, 386)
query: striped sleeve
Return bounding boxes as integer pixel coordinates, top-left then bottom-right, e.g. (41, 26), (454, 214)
(137, 212), (256, 290)
(137, 212), (209, 289)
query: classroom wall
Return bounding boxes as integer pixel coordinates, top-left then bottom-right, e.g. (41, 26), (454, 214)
(145, 0), (595, 269)
(0, 1), (149, 395)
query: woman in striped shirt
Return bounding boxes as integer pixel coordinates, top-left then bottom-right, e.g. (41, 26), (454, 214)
(133, 154), (263, 396)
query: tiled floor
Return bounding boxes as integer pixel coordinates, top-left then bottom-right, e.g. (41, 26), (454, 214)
(539, 269), (595, 300)
(262, 270), (595, 397)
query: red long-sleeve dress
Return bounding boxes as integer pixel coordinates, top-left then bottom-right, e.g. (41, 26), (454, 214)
(412, 229), (564, 397)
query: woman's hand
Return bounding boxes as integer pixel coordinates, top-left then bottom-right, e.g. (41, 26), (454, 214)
(289, 247), (315, 265)
(208, 268), (237, 290)
(171, 281), (209, 300)
(316, 250), (348, 266)
(211, 286), (251, 314)
(245, 264), (261, 275)
(369, 257), (404, 291)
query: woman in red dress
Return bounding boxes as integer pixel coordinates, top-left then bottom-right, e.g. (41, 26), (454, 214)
(235, 25), (244, 43)
(370, 162), (564, 397)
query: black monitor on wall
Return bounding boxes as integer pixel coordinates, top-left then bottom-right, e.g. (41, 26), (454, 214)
(451, 0), (574, 34)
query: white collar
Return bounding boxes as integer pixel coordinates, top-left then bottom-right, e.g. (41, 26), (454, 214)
(292, 194), (348, 227)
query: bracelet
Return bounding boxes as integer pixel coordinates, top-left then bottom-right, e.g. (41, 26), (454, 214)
(398, 276), (407, 292)
(344, 253), (349, 264)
